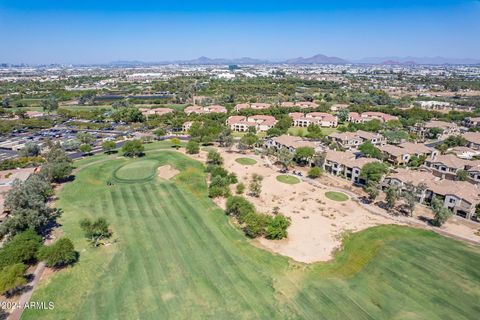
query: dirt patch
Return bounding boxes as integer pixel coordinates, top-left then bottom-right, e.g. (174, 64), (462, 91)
(157, 165), (179, 180)
(214, 149), (400, 263)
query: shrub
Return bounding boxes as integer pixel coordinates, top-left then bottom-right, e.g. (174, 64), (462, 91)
(308, 167), (322, 179)
(80, 218), (111, 246)
(206, 150), (223, 166)
(236, 183), (245, 194)
(0, 230), (42, 269)
(226, 196), (256, 220)
(186, 140), (200, 154)
(102, 140), (116, 153)
(242, 212), (271, 238)
(38, 238), (77, 268)
(121, 140), (144, 157)
(266, 214), (291, 240)
(0, 263), (27, 295)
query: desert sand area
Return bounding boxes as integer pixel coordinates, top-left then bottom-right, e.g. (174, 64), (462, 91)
(157, 164), (179, 180)
(181, 148), (399, 263)
(179, 146), (480, 263)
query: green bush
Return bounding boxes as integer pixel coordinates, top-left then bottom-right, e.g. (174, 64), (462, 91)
(226, 196), (256, 220)
(0, 263), (27, 295)
(186, 140), (200, 154)
(242, 212), (271, 238)
(38, 238), (77, 268)
(236, 183), (245, 194)
(308, 167), (323, 179)
(266, 214), (291, 240)
(0, 230), (42, 269)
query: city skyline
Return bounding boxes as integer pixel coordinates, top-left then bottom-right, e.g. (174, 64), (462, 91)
(0, 0), (479, 64)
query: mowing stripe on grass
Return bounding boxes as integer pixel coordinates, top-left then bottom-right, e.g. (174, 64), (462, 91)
(163, 183), (280, 318)
(140, 183), (232, 317)
(150, 183), (256, 317)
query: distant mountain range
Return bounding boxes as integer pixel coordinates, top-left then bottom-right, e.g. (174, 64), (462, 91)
(107, 54), (480, 66)
(355, 56), (480, 65)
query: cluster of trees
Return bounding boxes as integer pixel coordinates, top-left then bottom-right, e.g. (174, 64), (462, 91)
(0, 230), (76, 296)
(111, 108), (145, 123)
(41, 96), (59, 114)
(186, 140), (200, 154)
(0, 156), (44, 171)
(40, 143), (73, 182)
(436, 135), (468, 154)
(0, 174), (54, 238)
(358, 141), (383, 160)
(266, 116), (292, 137)
(121, 139), (144, 157)
(205, 151), (237, 198)
(225, 196), (290, 239)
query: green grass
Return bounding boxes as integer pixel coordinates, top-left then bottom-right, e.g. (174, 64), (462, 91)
(24, 149), (480, 319)
(276, 174), (301, 184)
(325, 191), (349, 202)
(235, 157), (257, 165)
(113, 159), (159, 183)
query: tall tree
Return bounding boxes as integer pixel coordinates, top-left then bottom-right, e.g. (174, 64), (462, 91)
(41, 96), (58, 114)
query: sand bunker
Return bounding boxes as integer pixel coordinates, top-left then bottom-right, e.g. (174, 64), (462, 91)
(157, 165), (179, 180)
(216, 149), (400, 263)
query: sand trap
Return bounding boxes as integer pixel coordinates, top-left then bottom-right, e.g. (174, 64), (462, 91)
(215, 149), (400, 263)
(157, 165), (179, 180)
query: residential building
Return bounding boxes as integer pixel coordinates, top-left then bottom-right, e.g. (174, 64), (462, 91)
(182, 121), (194, 132)
(355, 130), (386, 146)
(462, 132), (480, 150)
(226, 115), (277, 132)
(327, 132), (363, 150)
(234, 103), (271, 112)
(411, 120), (460, 141)
(280, 101), (318, 109)
(449, 146), (480, 159)
(139, 107), (174, 117)
(323, 150), (379, 185)
(184, 105), (227, 115)
(423, 154), (480, 180)
(383, 168), (480, 219)
(327, 130), (385, 150)
(379, 142), (437, 165)
(347, 112), (398, 123)
(265, 134), (321, 153)
(289, 112), (338, 128)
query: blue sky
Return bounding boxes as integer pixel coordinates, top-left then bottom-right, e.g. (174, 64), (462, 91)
(0, 0), (479, 64)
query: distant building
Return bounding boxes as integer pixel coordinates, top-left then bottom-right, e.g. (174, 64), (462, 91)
(347, 112), (398, 123)
(234, 103), (271, 112)
(411, 120), (460, 141)
(265, 135), (321, 153)
(280, 101), (318, 109)
(289, 112), (338, 128)
(184, 105), (227, 115)
(139, 107), (174, 117)
(327, 130), (385, 150)
(226, 115), (277, 132)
